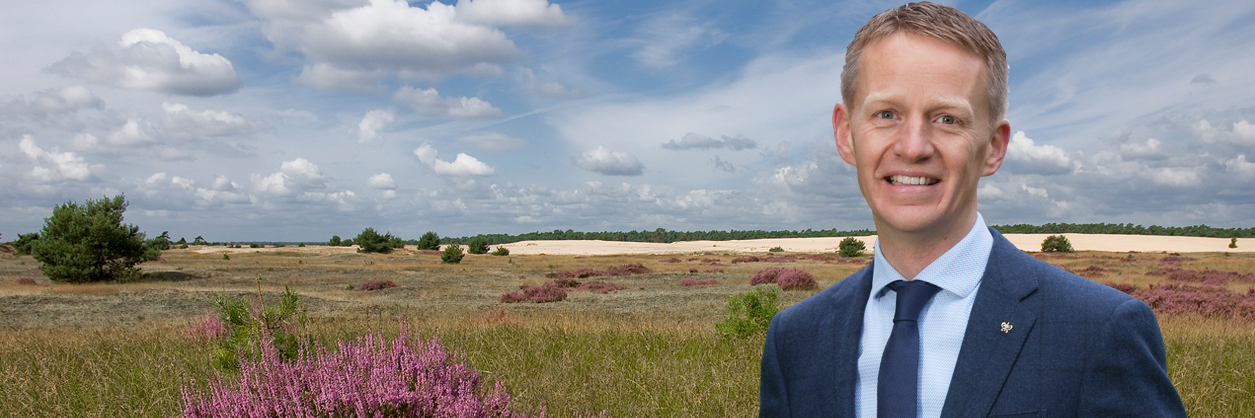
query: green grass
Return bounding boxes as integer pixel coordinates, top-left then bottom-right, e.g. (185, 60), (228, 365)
(1161, 316), (1255, 418)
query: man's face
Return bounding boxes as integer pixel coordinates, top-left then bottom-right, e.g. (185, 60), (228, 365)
(833, 33), (1009, 239)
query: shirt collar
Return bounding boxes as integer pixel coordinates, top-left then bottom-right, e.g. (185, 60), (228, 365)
(871, 212), (993, 300)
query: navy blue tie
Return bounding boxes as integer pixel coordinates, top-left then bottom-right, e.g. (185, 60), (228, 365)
(878, 280), (941, 418)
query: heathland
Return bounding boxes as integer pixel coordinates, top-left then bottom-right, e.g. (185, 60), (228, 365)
(1, 241), (1253, 417)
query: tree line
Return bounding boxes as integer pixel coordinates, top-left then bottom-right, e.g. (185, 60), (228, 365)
(990, 223), (1255, 238)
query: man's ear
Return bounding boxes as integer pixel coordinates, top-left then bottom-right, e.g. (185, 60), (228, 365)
(833, 103), (857, 166)
(981, 119), (1011, 176)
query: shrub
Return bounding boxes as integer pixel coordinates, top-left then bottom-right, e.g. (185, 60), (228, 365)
(499, 281), (568, 303)
(146, 231), (173, 253)
(716, 284), (781, 337)
(1231, 238), (1239, 249)
(31, 194), (154, 283)
(417, 231), (441, 251)
(180, 244), (189, 249)
(660, 257), (681, 263)
(491, 246), (509, 256)
(193, 236), (208, 245)
(577, 280), (627, 294)
(358, 279), (397, 291)
(355, 227), (402, 254)
(441, 244), (464, 264)
(298, 242), (305, 247)
(468, 236), (490, 254)
(768, 246), (784, 253)
(750, 267), (817, 290)
(838, 237), (866, 257)
(180, 329), (530, 417)
(186, 313), (227, 342)
(1041, 235), (1073, 253)
(328, 235), (342, 246)
(209, 283), (307, 370)
(16, 277), (38, 286)
(222, 254), (230, 260)
(249, 242), (262, 248)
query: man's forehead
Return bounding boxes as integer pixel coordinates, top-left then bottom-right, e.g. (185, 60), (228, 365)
(859, 92), (975, 115)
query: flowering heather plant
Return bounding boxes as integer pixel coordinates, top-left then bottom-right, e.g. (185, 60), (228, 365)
(605, 263), (650, 275)
(187, 312), (228, 342)
(181, 329), (536, 418)
(732, 255), (798, 264)
(660, 257), (681, 263)
(1155, 268), (1255, 286)
(1074, 265), (1108, 278)
(499, 282), (568, 303)
(1103, 282), (1139, 295)
(1131, 284), (1255, 321)
(576, 280), (626, 294)
(750, 267), (816, 290)
(1158, 255), (1196, 267)
(546, 263), (652, 280)
(15, 277), (38, 286)
(681, 279), (719, 286)
(358, 279), (398, 291)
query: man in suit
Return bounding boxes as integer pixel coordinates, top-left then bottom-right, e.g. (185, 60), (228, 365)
(758, 2), (1186, 417)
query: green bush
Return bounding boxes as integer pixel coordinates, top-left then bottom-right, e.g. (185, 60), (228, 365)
(492, 246), (510, 256)
(716, 284), (781, 337)
(147, 231), (172, 253)
(1230, 238), (1238, 249)
(417, 231), (441, 251)
(12, 232), (39, 255)
(30, 194), (154, 283)
(298, 242), (306, 247)
(355, 228), (402, 254)
(768, 246), (784, 253)
(248, 242), (262, 249)
(1041, 235), (1074, 252)
(441, 244), (464, 264)
(468, 236), (489, 254)
(328, 235), (341, 246)
(193, 236), (208, 245)
(210, 282), (307, 370)
(838, 237), (866, 257)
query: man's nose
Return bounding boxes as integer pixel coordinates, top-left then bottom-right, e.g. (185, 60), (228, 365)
(893, 117), (935, 161)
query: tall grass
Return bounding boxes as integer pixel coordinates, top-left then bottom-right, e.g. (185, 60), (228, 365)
(0, 313), (1250, 417)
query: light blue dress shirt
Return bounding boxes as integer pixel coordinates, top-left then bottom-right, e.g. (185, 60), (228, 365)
(854, 212), (993, 418)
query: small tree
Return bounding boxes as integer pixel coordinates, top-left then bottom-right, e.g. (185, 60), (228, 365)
(13, 232), (40, 255)
(838, 237), (866, 257)
(468, 236), (489, 254)
(441, 244), (464, 264)
(417, 231), (441, 250)
(355, 228), (401, 254)
(1041, 235), (1074, 253)
(31, 194), (154, 282)
(1230, 238), (1238, 249)
(492, 246), (510, 256)
(328, 235), (342, 246)
(193, 236), (208, 245)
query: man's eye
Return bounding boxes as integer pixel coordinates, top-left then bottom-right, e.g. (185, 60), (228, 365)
(937, 115), (956, 125)
(876, 111), (894, 119)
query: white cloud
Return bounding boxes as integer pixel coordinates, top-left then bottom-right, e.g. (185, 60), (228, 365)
(394, 86), (501, 119)
(1020, 183), (1049, 198)
(252, 0), (520, 90)
(454, 0), (571, 29)
(460, 132), (528, 151)
(1226, 154), (1255, 177)
(18, 135), (94, 183)
(661, 132), (757, 150)
(1006, 131), (1075, 175)
(1146, 166), (1201, 187)
(414, 143), (496, 176)
(519, 68), (577, 97)
(574, 146), (644, 176)
(368, 172), (396, 189)
(4, 86), (103, 115)
(107, 119), (157, 146)
(632, 13), (726, 69)
(1119, 138), (1165, 160)
(45, 28), (241, 96)
(163, 102), (258, 137)
(1235, 120), (1255, 141)
(356, 109), (394, 144)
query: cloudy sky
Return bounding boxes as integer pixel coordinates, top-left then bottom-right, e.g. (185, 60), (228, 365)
(2, 0), (1254, 242)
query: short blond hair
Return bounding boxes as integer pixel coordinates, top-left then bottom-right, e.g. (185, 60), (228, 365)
(840, 2), (1008, 124)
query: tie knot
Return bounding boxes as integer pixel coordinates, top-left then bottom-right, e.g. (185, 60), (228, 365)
(888, 280), (941, 322)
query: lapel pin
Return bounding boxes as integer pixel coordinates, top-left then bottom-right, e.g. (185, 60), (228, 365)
(1000, 322), (1013, 334)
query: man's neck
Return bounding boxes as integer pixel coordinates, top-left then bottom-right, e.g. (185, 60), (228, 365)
(876, 211), (979, 279)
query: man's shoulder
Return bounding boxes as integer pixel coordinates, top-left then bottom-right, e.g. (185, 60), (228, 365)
(985, 231), (1143, 313)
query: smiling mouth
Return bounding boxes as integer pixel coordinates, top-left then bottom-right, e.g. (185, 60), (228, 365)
(887, 175), (939, 186)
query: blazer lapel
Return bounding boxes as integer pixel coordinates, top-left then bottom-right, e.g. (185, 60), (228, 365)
(823, 267), (874, 416)
(940, 230), (1039, 418)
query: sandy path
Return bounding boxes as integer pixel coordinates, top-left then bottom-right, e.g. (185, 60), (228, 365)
(187, 235), (1252, 256)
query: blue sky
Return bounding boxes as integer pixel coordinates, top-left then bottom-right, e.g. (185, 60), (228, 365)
(2, 0), (1254, 242)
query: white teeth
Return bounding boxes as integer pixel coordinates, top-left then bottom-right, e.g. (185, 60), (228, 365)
(889, 175), (938, 185)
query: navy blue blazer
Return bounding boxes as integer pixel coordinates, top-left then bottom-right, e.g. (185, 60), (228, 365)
(759, 229), (1186, 417)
